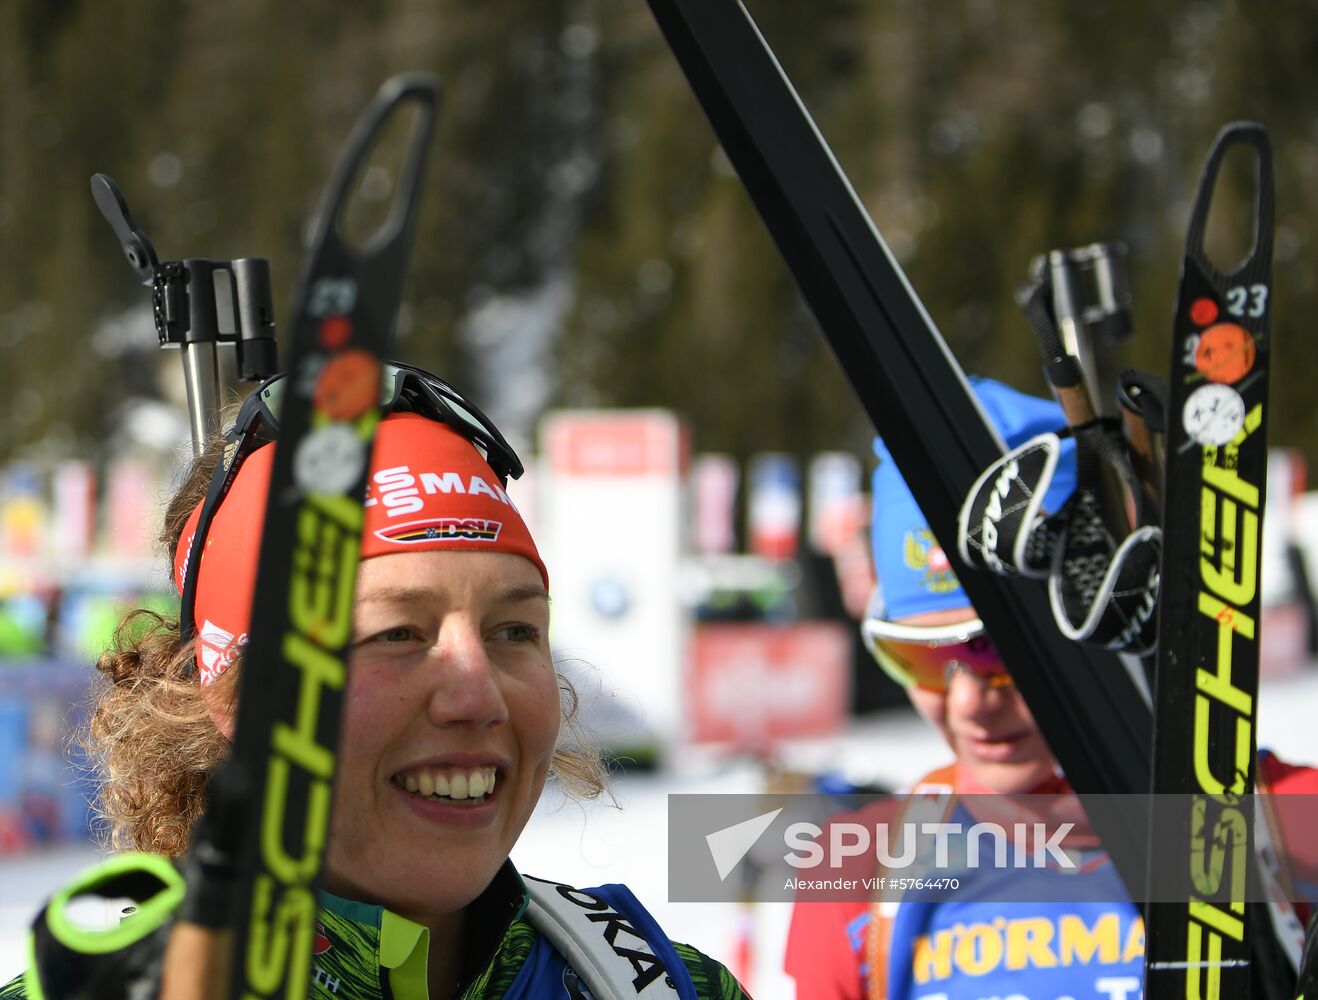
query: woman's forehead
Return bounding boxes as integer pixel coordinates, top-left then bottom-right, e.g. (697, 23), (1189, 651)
(356, 549), (548, 603)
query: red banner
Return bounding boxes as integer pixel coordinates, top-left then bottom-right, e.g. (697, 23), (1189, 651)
(687, 621), (850, 745)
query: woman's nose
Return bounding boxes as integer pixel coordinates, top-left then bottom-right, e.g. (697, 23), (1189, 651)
(425, 623), (510, 728)
(944, 665), (1005, 717)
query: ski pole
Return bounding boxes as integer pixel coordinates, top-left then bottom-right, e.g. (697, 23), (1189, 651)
(1009, 246), (1163, 656)
(91, 175), (279, 455)
(1034, 243), (1133, 414)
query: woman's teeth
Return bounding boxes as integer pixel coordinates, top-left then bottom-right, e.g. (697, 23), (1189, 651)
(394, 766), (497, 802)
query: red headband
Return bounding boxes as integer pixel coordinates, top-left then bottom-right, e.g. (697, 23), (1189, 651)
(173, 412), (546, 685)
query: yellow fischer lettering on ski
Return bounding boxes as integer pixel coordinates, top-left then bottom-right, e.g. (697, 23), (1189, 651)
(1184, 403), (1264, 997)
(245, 408), (379, 998)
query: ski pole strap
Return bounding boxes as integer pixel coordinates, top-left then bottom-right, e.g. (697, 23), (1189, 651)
(957, 431), (1065, 580)
(1046, 493), (1162, 654)
(1052, 405), (1160, 656)
(24, 853), (184, 1000)
(963, 257), (1162, 654)
(957, 427), (1163, 654)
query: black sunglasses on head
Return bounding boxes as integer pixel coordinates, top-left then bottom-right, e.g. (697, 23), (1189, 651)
(177, 362), (523, 649)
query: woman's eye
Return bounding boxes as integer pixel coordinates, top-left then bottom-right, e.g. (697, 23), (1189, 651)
(493, 623), (541, 644)
(372, 625), (417, 643)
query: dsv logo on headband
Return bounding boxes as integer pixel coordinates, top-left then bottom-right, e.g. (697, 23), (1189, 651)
(375, 518), (504, 545)
(366, 465), (515, 518)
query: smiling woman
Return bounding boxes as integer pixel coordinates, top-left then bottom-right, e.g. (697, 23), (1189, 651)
(328, 551), (562, 947)
(1, 364), (747, 1000)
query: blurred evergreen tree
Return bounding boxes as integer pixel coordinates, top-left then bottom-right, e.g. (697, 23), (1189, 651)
(1, 0), (1317, 475)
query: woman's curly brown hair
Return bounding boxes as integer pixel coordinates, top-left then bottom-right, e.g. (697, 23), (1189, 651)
(81, 427), (609, 859)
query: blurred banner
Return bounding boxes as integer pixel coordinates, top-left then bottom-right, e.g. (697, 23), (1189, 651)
(0, 455), (172, 856)
(806, 451), (863, 557)
(687, 621), (850, 746)
(748, 454), (801, 561)
(691, 453), (739, 555)
(105, 459), (157, 560)
(1, 465), (45, 559)
(0, 661), (96, 855)
(51, 462), (95, 562)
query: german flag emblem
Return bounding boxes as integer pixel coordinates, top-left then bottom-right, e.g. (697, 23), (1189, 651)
(374, 517), (503, 545)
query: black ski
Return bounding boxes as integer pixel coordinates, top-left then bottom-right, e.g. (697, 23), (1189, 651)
(25, 73), (441, 1000)
(1298, 910), (1318, 1000)
(1144, 123), (1297, 999)
(190, 73), (439, 1000)
(642, 0), (1153, 882)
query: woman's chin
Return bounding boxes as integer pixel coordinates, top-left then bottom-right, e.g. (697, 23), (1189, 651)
(324, 832), (510, 913)
(324, 860), (494, 922)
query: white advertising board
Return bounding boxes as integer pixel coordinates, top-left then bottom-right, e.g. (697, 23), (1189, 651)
(538, 410), (689, 751)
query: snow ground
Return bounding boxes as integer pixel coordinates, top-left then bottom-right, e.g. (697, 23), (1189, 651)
(2, 669), (1315, 997)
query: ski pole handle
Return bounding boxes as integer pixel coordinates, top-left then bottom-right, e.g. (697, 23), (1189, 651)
(25, 853), (187, 999)
(1118, 405), (1159, 515)
(90, 174), (274, 457)
(1116, 369), (1166, 523)
(1019, 275), (1132, 539)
